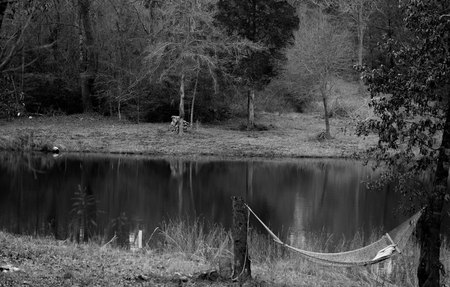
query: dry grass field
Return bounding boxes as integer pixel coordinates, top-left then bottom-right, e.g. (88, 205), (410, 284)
(0, 111), (376, 158)
(3, 224), (448, 287)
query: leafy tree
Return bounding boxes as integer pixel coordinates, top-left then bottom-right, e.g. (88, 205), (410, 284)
(216, 0), (299, 129)
(365, 0), (405, 68)
(357, 1), (450, 286)
(282, 8), (353, 138)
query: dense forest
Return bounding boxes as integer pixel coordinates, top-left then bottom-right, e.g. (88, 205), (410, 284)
(0, 0), (405, 126)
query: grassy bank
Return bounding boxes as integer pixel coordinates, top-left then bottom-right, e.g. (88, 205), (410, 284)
(0, 111), (376, 158)
(2, 219), (449, 287)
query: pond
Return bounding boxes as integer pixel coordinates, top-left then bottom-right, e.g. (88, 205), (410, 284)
(0, 152), (424, 249)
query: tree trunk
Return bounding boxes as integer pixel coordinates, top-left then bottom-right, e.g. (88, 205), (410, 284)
(117, 101), (121, 120)
(78, 0), (95, 113)
(0, 1), (31, 72)
(49, 2), (60, 62)
(232, 196), (251, 281)
(321, 88), (330, 138)
(0, 0), (9, 32)
(357, 6), (365, 93)
(179, 73), (185, 135)
(247, 89), (255, 130)
(137, 93), (140, 124)
(357, 8), (364, 67)
(190, 70), (199, 127)
(417, 102), (450, 287)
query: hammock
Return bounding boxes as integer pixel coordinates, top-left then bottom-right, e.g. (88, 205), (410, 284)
(245, 204), (423, 267)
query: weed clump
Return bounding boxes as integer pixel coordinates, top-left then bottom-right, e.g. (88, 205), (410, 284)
(313, 131), (333, 141)
(237, 123), (274, 131)
(4, 129), (56, 152)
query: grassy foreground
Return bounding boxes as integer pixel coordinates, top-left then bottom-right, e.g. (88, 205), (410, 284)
(3, 218), (448, 287)
(0, 111), (375, 158)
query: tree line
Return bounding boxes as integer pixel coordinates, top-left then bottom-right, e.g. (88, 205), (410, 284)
(1, 0), (404, 128)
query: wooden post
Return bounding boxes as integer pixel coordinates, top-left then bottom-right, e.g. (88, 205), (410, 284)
(232, 196), (251, 281)
(137, 230), (142, 249)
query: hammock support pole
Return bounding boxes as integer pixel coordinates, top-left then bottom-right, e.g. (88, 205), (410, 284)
(231, 196), (251, 281)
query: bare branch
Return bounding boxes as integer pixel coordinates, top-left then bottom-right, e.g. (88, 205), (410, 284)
(0, 0), (36, 72)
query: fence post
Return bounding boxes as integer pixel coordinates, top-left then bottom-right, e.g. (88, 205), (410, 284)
(232, 196), (251, 281)
(137, 230), (142, 249)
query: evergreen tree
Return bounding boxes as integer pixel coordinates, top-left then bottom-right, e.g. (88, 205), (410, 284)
(216, 0), (299, 129)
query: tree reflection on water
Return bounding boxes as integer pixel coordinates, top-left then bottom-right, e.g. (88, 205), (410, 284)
(69, 184), (97, 243)
(0, 153), (431, 247)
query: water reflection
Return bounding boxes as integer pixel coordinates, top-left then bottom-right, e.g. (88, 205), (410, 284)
(0, 152), (417, 246)
(69, 184), (97, 243)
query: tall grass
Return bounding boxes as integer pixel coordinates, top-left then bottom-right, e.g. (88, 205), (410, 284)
(156, 219), (450, 286)
(0, 128), (55, 151)
(13, 215), (446, 286)
(157, 218), (232, 262)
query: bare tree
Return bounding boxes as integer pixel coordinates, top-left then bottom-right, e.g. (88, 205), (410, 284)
(336, 0), (378, 92)
(283, 8), (353, 138)
(0, 0), (36, 72)
(146, 0), (258, 135)
(291, 0), (378, 92)
(94, 0), (151, 121)
(338, 0), (377, 68)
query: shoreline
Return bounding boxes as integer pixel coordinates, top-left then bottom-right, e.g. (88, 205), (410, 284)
(0, 149), (366, 162)
(0, 113), (376, 159)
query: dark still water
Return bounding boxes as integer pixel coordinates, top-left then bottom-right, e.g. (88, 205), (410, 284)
(0, 152), (413, 246)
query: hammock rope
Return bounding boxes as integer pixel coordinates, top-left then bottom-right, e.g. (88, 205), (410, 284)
(245, 203), (423, 267)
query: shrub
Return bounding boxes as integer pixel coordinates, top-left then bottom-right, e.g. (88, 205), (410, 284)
(0, 76), (25, 120)
(22, 74), (82, 115)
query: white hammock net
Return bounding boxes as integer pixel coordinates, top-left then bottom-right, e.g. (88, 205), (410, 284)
(246, 204), (423, 267)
